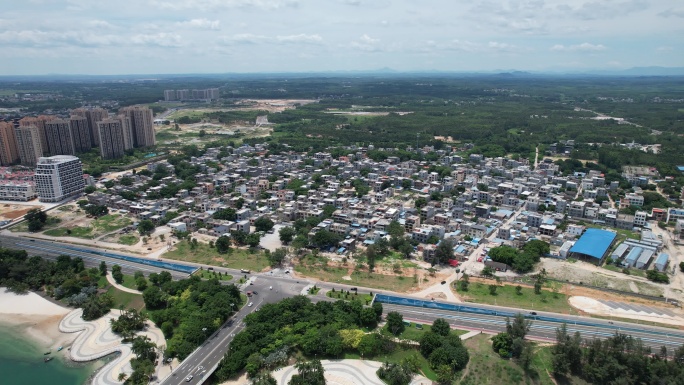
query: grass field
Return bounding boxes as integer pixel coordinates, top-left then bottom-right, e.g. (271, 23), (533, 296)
(602, 263), (646, 278)
(117, 274), (149, 291)
(92, 214), (131, 233)
(587, 224), (639, 241)
(326, 290), (374, 302)
(456, 281), (578, 315)
(457, 335), (567, 385)
(105, 285), (145, 311)
(381, 322), (468, 342)
(10, 216), (61, 233)
(167, 109), (207, 120)
(295, 264), (418, 292)
(44, 226), (94, 238)
(194, 269), (233, 281)
(41, 214), (131, 239)
(163, 241), (270, 272)
(118, 234), (140, 245)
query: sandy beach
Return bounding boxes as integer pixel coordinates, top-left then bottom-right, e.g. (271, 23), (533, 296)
(0, 288), (77, 351)
(0, 288), (172, 385)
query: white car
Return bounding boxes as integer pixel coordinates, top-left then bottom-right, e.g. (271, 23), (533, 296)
(248, 302), (253, 307)
(269, 286), (273, 290)
(185, 375), (193, 382)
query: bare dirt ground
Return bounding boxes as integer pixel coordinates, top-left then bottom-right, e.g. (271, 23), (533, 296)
(569, 296), (684, 326)
(234, 99), (318, 112)
(0, 203), (43, 220)
(292, 253), (445, 293)
(158, 99), (319, 146)
(540, 258), (666, 297)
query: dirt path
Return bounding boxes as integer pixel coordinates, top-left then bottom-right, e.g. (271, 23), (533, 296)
(629, 281), (639, 293)
(105, 272), (142, 294)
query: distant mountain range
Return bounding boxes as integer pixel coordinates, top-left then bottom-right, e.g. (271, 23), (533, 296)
(580, 66), (684, 76)
(1, 67), (684, 81)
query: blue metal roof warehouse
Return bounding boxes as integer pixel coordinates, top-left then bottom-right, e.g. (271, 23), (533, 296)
(569, 228), (617, 263)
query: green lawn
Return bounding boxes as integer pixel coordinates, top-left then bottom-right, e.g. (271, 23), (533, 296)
(40, 214), (130, 239)
(44, 226), (94, 238)
(295, 264), (418, 292)
(92, 214), (132, 233)
(326, 290), (374, 302)
(456, 281), (578, 315)
(10, 216), (61, 233)
(376, 251), (419, 271)
(307, 286), (321, 295)
(117, 274), (149, 291)
(194, 269), (233, 281)
(118, 234), (140, 245)
(8, 221), (29, 232)
(381, 323), (468, 342)
(106, 286), (145, 311)
(587, 224), (639, 240)
(603, 263), (646, 278)
(163, 240), (270, 272)
(167, 109), (207, 120)
(457, 334), (571, 385)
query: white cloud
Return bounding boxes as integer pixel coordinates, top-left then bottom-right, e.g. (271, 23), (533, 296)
(487, 41), (518, 51)
(445, 39), (479, 52)
(423, 39), (521, 53)
(570, 0), (649, 21)
(0, 30), (123, 47)
(176, 19), (220, 30)
(276, 34), (323, 43)
(151, 0), (299, 11)
(551, 42), (606, 52)
(218, 33), (321, 45)
(218, 33), (267, 45)
(0, 0), (681, 74)
(349, 34), (381, 51)
(359, 34), (379, 44)
(131, 33), (182, 47)
(658, 8), (684, 18)
(86, 20), (116, 29)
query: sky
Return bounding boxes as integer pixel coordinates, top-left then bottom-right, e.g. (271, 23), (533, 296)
(1, 0), (682, 75)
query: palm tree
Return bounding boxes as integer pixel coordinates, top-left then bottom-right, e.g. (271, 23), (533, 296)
(117, 372), (128, 381)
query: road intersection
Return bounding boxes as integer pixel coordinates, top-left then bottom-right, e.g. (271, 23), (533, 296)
(2, 233), (684, 384)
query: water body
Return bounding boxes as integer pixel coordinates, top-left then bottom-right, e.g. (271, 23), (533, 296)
(0, 325), (101, 385)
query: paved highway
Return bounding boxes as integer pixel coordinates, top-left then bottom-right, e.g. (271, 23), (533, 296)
(159, 276), (309, 385)
(381, 303), (684, 352)
(2, 232), (684, 380)
(0, 235), (190, 279)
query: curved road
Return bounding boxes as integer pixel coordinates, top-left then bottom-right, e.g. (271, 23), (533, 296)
(3, 232), (684, 383)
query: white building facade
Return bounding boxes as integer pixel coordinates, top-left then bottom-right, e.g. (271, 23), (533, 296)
(35, 155), (85, 202)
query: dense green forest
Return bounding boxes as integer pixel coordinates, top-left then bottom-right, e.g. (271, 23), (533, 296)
(0, 248), (112, 320)
(141, 274), (243, 360)
(214, 295), (470, 384)
(2, 74), (683, 176)
(552, 324), (684, 384)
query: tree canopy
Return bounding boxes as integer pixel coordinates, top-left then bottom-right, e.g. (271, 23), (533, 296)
(142, 275), (242, 360)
